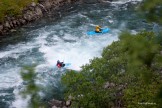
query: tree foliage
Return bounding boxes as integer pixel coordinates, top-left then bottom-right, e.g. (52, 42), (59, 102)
(0, 0), (38, 22)
(17, 0), (162, 107)
(20, 66), (44, 108)
(62, 31), (162, 107)
(139, 0), (162, 23)
(61, 0), (162, 107)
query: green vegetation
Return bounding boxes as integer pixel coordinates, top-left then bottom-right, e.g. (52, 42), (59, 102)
(20, 66), (45, 108)
(61, 0), (162, 107)
(0, 0), (38, 22)
(140, 0), (162, 23)
(17, 0), (162, 107)
(62, 31), (162, 108)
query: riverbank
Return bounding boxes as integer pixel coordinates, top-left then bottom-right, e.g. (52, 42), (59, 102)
(0, 0), (112, 37)
(0, 0), (80, 37)
(0, 0), (152, 108)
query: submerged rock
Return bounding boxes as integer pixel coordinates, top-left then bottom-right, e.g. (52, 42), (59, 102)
(49, 99), (71, 108)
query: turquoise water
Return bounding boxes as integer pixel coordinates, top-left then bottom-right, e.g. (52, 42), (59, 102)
(0, 1), (155, 107)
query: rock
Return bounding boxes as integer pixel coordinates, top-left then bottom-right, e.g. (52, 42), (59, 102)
(104, 82), (115, 89)
(38, 0), (46, 3)
(68, 95), (74, 100)
(81, 0), (99, 4)
(9, 22), (14, 28)
(49, 99), (64, 107)
(13, 20), (17, 27)
(5, 17), (10, 21)
(99, 0), (112, 3)
(49, 98), (72, 108)
(80, 0), (112, 4)
(10, 29), (16, 32)
(23, 10), (35, 21)
(19, 19), (26, 25)
(160, 51), (162, 55)
(40, 0), (51, 9)
(66, 100), (71, 107)
(4, 21), (11, 29)
(0, 25), (3, 30)
(0, 25), (3, 33)
(16, 20), (21, 26)
(28, 6), (35, 11)
(68, 0), (71, 3)
(37, 3), (48, 12)
(0, 0), (79, 36)
(24, 14), (31, 21)
(35, 6), (43, 17)
(31, 2), (36, 7)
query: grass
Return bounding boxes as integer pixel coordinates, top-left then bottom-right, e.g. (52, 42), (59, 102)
(0, 0), (38, 22)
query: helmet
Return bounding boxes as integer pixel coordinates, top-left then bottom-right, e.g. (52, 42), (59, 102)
(96, 25), (101, 28)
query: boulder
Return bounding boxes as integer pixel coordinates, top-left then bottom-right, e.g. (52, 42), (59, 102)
(65, 100), (71, 107)
(35, 6), (43, 17)
(40, 0), (52, 9)
(19, 19), (26, 25)
(9, 22), (14, 28)
(16, 20), (21, 26)
(49, 98), (72, 108)
(12, 20), (17, 27)
(23, 10), (35, 21)
(37, 3), (48, 13)
(49, 99), (65, 107)
(31, 2), (36, 7)
(4, 21), (11, 29)
(0, 25), (3, 33)
(10, 29), (16, 32)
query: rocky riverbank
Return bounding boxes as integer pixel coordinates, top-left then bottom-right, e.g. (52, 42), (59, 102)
(0, 0), (113, 107)
(0, 0), (80, 37)
(0, 0), (112, 37)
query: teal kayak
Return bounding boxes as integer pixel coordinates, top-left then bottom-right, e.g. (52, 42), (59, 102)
(87, 28), (110, 36)
(64, 63), (71, 67)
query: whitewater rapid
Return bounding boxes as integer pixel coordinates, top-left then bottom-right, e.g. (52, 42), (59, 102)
(0, 0), (152, 107)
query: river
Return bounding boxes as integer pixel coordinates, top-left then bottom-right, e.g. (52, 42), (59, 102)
(0, 0), (154, 107)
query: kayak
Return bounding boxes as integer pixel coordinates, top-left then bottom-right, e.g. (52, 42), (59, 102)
(64, 63), (71, 67)
(56, 63), (71, 69)
(87, 28), (110, 36)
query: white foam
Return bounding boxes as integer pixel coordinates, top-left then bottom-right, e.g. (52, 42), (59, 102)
(109, 20), (114, 23)
(39, 29), (118, 71)
(0, 13), (126, 108)
(111, 0), (142, 4)
(11, 89), (30, 108)
(0, 42), (38, 59)
(0, 1), (141, 107)
(0, 68), (22, 89)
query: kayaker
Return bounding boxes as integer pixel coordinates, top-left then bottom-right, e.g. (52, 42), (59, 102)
(56, 60), (65, 68)
(95, 25), (102, 33)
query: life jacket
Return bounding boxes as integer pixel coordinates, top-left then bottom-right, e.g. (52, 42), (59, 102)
(57, 63), (61, 68)
(56, 60), (65, 68)
(95, 28), (101, 32)
(95, 26), (101, 32)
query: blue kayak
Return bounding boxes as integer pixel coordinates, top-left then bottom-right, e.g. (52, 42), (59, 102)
(64, 63), (71, 67)
(87, 28), (110, 36)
